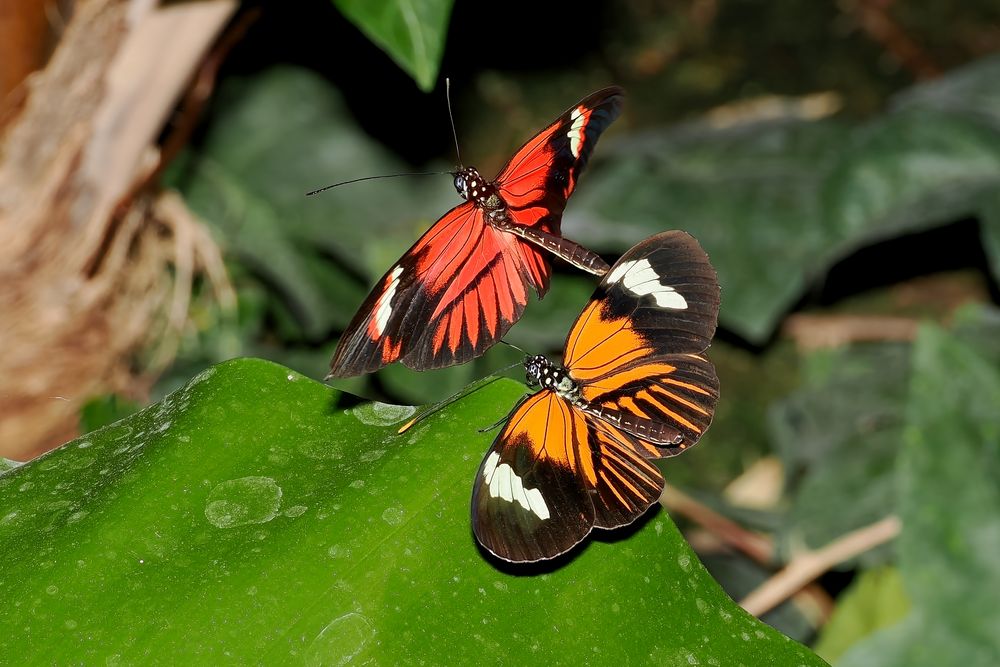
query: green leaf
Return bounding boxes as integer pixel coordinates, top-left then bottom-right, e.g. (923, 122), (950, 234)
(813, 566), (909, 663)
(770, 344), (910, 566)
(893, 55), (1000, 282)
(839, 325), (1000, 667)
(681, 340), (799, 492)
(893, 54), (1000, 131)
(334, 0), (454, 91)
(772, 307), (1000, 565)
(700, 553), (816, 643)
(977, 190), (1000, 282)
(569, 54), (1000, 342)
(0, 359), (824, 665)
(78, 395), (141, 434)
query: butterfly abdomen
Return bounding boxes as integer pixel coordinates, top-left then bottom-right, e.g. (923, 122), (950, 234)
(494, 221), (610, 275)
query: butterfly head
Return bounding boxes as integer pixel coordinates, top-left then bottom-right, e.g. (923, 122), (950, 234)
(453, 167), (479, 200)
(453, 171), (469, 199)
(525, 354), (580, 401)
(453, 167), (499, 209)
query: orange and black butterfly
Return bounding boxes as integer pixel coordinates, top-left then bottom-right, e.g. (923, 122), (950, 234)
(472, 231), (720, 563)
(327, 87), (624, 378)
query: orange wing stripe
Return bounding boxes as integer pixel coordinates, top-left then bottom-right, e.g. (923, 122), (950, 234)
(647, 385), (712, 416)
(659, 377), (714, 396)
(599, 470), (633, 508)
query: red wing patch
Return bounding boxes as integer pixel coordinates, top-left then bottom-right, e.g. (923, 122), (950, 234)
(496, 87), (624, 233)
(327, 204), (551, 377)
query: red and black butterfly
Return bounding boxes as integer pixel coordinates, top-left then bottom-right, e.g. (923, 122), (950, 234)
(327, 87), (624, 378)
(471, 231), (720, 563)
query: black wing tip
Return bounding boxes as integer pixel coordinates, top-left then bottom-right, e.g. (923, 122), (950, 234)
(327, 344), (388, 378)
(587, 85), (626, 101)
(473, 524), (590, 565)
(324, 364), (364, 380)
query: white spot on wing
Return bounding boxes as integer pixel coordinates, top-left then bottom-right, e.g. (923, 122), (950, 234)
(606, 258), (687, 309)
(374, 266), (404, 334)
(482, 451), (500, 479)
(525, 487), (548, 519)
(567, 108), (586, 158)
(482, 455), (550, 520)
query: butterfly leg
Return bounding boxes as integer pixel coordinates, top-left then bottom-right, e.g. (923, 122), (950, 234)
(477, 391), (531, 433)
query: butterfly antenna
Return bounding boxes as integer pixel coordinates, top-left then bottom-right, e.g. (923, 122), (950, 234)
(306, 171), (449, 197)
(397, 373), (502, 434)
(397, 359), (526, 435)
(446, 78), (462, 167)
(498, 339), (530, 358)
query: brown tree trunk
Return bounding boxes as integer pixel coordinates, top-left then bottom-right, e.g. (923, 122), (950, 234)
(0, 0), (236, 459)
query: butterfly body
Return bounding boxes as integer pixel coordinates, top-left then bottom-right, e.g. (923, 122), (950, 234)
(472, 231), (721, 563)
(328, 88), (624, 378)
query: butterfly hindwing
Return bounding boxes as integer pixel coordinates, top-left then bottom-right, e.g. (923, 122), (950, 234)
(584, 418), (666, 530)
(581, 353), (720, 450)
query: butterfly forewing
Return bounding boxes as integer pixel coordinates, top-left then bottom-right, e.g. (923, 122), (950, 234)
(496, 86), (624, 229)
(565, 231), (721, 446)
(472, 391), (671, 562)
(587, 230), (721, 357)
(472, 391), (596, 563)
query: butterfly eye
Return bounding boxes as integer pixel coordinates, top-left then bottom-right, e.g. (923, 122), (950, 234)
(524, 356), (543, 386)
(453, 175), (466, 196)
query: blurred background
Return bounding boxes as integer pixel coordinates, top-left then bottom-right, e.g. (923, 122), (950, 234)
(2, 0), (1000, 662)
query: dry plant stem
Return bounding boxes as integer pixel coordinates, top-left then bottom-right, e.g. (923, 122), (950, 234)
(782, 313), (919, 351)
(662, 485), (774, 564)
(740, 515), (902, 618)
(685, 528), (835, 624)
(147, 191), (236, 372)
(0, 0), (236, 458)
(663, 486), (835, 623)
(844, 0), (942, 79)
(136, 7), (261, 196)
